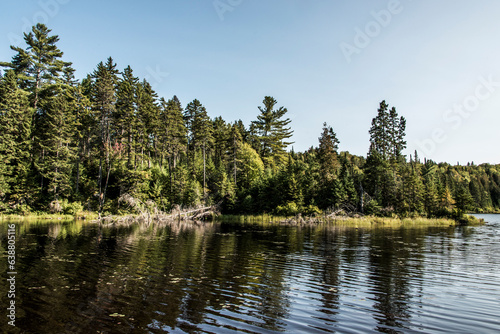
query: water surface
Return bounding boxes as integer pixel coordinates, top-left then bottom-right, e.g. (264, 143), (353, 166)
(1, 215), (499, 333)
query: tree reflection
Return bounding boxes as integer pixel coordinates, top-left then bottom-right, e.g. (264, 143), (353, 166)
(367, 227), (426, 333)
(0, 220), (450, 334)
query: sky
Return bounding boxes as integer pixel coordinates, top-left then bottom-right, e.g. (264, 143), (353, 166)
(1, 0), (499, 164)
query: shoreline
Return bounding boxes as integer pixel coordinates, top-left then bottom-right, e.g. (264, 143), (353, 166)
(1, 213), (488, 227)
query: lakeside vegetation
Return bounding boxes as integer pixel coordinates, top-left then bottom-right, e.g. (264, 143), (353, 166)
(1, 24), (500, 222)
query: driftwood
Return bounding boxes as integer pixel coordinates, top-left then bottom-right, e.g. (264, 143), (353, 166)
(96, 194), (220, 226)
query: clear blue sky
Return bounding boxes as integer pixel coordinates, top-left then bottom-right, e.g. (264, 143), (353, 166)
(1, 0), (499, 164)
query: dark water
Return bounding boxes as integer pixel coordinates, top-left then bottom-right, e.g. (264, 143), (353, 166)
(1, 215), (500, 334)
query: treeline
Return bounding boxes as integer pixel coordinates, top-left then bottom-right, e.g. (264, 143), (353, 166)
(1, 24), (499, 217)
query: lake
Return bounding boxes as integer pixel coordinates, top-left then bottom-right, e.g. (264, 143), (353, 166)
(1, 214), (500, 333)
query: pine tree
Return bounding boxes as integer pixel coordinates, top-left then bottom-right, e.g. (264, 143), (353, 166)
(388, 107), (407, 162)
(437, 182), (455, 215)
(0, 23), (70, 112)
(0, 70), (34, 209)
(369, 100), (390, 159)
(91, 57), (119, 214)
(72, 81), (92, 196)
(191, 101), (213, 202)
(115, 65), (139, 166)
(339, 156), (359, 209)
(35, 87), (77, 200)
(401, 159), (424, 214)
(368, 100), (406, 162)
(421, 161), (438, 216)
(318, 122), (340, 181)
(159, 97), (187, 167)
(184, 99), (213, 201)
(251, 96), (293, 167)
(184, 99), (202, 175)
(212, 116), (230, 167)
(158, 97), (187, 197)
(454, 183), (475, 214)
(229, 123), (243, 186)
(136, 79), (160, 168)
(365, 100), (407, 211)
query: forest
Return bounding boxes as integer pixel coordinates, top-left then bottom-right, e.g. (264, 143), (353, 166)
(1, 24), (500, 218)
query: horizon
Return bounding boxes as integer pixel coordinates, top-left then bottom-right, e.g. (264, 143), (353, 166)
(1, 0), (499, 164)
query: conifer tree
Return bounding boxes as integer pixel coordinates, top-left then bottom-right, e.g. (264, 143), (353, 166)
(115, 66), (139, 166)
(339, 155), (359, 209)
(212, 116), (230, 167)
(0, 23), (70, 112)
(400, 159), (424, 214)
(184, 99), (202, 175)
(251, 96), (293, 166)
(191, 100), (213, 201)
(0, 70), (34, 209)
(136, 79), (160, 168)
(72, 81), (92, 196)
(318, 122), (340, 181)
(229, 123), (243, 186)
(368, 100), (406, 162)
(158, 97), (187, 196)
(454, 183), (475, 214)
(159, 97), (187, 168)
(35, 87), (77, 200)
(91, 57), (119, 213)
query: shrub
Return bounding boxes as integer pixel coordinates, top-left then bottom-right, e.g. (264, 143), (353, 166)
(63, 201), (84, 215)
(275, 202), (299, 216)
(302, 204), (322, 216)
(14, 204), (31, 216)
(363, 199), (381, 215)
(241, 195), (254, 213)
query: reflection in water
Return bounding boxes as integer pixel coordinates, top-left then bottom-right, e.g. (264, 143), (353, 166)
(0, 216), (500, 333)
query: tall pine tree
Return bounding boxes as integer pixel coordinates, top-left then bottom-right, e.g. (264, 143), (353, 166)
(251, 96), (293, 167)
(0, 70), (34, 210)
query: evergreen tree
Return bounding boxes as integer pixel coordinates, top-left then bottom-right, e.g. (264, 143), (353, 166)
(339, 156), (359, 209)
(91, 57), (119, 214)
(368, 100), (406, 162)
(400, 159), (424, 214)
(388, 107), (407, 162)
(35, 87), (77, 201)
(185, 99), (213, 201)
(115, 65), (138, 166)
(437, 182), (455, 215)
(421, 161), (439, 216)
(229, 123), (243, 186)
(158, 97), (187, 197)
(0, 23), (70, 112)
(136, 79), (160, 168)
(192, 102), (213, 201)
(251, 96), (293, 166)
(454, 183), (475, 214)
(212, 116), (230, 167)
(318, 122), (340, 181)
(0, 70), (33, 209)
(72, 80), (92, 197)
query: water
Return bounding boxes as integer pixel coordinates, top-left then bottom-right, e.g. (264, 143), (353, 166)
(1, 215), (499, 333)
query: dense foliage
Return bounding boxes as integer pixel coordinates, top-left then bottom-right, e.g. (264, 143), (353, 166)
(1, 24), (499, 217)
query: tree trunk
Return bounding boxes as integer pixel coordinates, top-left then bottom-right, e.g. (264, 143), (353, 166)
(233, 136), (237, 186)
(203, 143), (206, 203)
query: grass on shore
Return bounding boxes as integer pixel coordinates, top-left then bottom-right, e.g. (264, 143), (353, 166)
(219, 214), (485, 227)
(0, 211), (98, 221)
(0, 211), (486, 227)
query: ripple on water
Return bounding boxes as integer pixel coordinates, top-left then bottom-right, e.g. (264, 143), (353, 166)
(3, 216), (500, 333)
